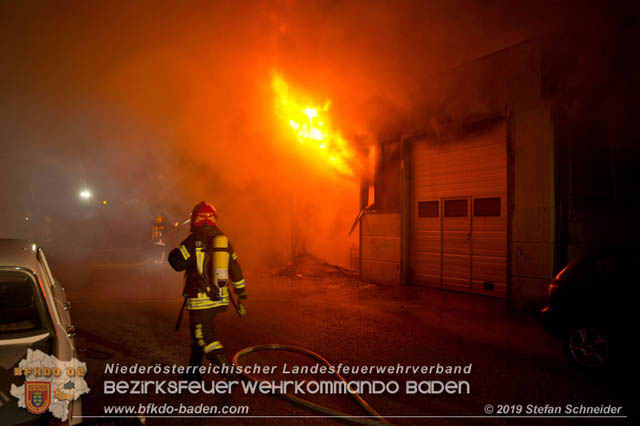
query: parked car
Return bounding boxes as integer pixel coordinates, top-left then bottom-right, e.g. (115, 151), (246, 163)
(0, 239), (82, 425)
(540, 244), (633, 373)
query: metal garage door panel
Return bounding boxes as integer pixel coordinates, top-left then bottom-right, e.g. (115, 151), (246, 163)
(414, 201), (441, 288)
(412, 120), (507, 297)
(415, 230), (440, 251)
(471, 198), (507, 296)
(414, 253), (441, 286)
(442, 198), (471, 288)
(361, 213), (401, 286)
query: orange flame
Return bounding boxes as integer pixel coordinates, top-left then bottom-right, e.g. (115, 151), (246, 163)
(271, 74), (355, 176)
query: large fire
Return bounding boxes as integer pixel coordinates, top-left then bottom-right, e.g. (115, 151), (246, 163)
(271, 74), (356, 177)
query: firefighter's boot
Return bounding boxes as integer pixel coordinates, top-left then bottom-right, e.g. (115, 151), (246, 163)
(207, 349), (233, 381)
(181, 345), (203, 382)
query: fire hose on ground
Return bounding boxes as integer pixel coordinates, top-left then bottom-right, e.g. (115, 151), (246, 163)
(231, 343), (392, 426)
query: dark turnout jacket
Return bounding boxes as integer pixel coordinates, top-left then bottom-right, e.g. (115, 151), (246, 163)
(168, 226), (245, 309)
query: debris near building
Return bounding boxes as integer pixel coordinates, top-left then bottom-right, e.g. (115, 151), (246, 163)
(274, 253), (357, 280)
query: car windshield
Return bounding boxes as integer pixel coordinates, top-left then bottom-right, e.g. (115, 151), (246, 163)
(0, 271), (45, 335)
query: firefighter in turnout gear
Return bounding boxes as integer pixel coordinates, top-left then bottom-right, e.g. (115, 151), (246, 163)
(151, 215), (165, 243)
(152, 215), (166, 264)
(168, 201), (247, 380)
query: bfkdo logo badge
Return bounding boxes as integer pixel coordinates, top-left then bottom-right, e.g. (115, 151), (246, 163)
(25, 381), (51, 415)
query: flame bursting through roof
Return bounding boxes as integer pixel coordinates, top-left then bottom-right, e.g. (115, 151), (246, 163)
(271, 74), (356, 177)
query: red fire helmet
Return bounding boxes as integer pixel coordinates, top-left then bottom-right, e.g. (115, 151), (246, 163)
(191, 201), (217, 230)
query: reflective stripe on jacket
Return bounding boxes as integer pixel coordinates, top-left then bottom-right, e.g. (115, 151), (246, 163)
(186, 288), (230, 310)
(168, 226), (245, 299)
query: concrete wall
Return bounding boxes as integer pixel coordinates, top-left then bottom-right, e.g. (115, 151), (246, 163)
(361, 212), (401, 285)
(510, 107), (555, 308)
(416, 39), (544, 126)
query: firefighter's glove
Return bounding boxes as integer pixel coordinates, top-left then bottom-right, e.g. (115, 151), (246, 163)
(235, 290), (248, 300)
(237, 303), (247, 318)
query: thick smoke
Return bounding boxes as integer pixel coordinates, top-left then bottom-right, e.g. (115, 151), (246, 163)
(0, 0), (627, 270)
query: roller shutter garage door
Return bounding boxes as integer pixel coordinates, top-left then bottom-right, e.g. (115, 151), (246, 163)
(411, 120), (507, 297)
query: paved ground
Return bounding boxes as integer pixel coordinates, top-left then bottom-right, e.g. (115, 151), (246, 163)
(50, 257), (629, 426)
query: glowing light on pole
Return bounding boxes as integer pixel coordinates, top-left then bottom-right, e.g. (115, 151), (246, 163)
(79, 189), (92, 200)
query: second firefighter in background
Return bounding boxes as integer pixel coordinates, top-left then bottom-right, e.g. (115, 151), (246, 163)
(168, 201), (247, 379)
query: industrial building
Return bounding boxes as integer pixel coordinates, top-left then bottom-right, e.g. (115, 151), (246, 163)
(360, 31), (639, 309)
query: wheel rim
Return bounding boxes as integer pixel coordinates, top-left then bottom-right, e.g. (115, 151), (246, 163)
(568, 327), (609, 368)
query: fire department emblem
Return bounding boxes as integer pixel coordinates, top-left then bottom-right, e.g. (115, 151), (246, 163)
(25, 381), (51, 415)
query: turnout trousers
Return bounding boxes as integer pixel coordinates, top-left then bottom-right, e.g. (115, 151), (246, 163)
(188, 305), (227, 363)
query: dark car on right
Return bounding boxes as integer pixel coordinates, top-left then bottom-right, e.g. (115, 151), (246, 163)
(540, 245), (634, 373)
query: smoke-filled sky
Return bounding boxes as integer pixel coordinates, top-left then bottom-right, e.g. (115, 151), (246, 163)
(0, 0), (629, 267)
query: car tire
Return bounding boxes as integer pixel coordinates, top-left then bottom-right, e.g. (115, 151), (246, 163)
(563, 325), (610, 372)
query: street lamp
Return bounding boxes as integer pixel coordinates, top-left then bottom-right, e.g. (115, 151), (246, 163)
(79, 189), (92, 200)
